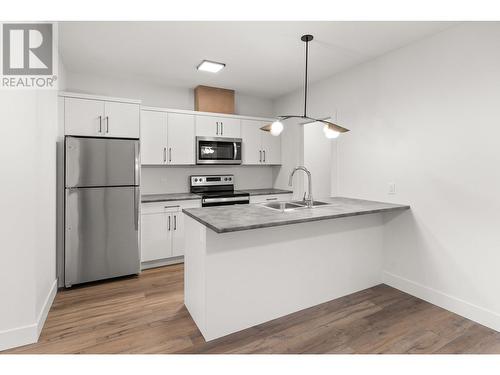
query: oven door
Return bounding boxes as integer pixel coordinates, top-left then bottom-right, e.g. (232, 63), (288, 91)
(196, 137), (242, 165)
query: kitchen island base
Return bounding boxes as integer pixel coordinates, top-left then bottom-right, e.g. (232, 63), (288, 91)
(184, 213), (387, 341)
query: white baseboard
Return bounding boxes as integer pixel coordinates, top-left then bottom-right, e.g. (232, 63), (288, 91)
(382, 271), (500, 333)
(36, 279), (58, 337)
(141, 256), (183, 270)
(0, 279), (57, 352)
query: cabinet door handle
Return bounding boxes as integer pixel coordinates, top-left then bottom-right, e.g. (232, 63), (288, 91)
(216, 122), (219, 135)
(259, 150), (262, 163)
(263, 150), (266, 163)
(169, 148), (172, 162)
(98, 116), (102, 133)
(173, 215), (177, 231)
(221, 122), (223, 135)
(266, 197), (278, 201)
(163, 147), (167, 163)
(168, 215), (171, 231)
(105, 116), (109, 133)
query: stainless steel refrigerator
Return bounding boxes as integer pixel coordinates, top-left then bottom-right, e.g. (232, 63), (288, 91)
(64, 136), (140, 287)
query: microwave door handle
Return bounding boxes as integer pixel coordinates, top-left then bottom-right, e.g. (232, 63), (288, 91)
(233, 142), (237, 160)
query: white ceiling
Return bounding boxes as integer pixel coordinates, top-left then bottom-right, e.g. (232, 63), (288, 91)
(59, 21), (455, 99)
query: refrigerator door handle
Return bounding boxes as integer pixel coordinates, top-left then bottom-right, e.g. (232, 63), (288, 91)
(134, 141), (140, 186)
(134, 187), (139, 231)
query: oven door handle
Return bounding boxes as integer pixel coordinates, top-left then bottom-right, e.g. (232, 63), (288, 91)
(202, 196), (250, 204)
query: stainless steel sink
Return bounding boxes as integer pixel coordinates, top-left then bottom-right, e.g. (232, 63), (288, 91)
(291, 200), (331, 207)
(261, 201), (304, 211)
(261, 200), (331, 212)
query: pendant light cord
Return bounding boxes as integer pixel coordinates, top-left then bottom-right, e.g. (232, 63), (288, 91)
(304, 38), (309, 117)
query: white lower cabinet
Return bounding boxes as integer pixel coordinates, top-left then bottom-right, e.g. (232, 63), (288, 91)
(250, 193), (293, 204)
(141, 210), (171, 262)
(140, 199), (201, 266)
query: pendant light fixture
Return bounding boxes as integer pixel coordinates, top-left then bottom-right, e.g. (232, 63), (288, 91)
(261, 34), (350, 138)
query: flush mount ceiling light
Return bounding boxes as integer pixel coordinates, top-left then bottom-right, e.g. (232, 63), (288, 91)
(261, 35), (350, 138)
(197, 60), (226, 73)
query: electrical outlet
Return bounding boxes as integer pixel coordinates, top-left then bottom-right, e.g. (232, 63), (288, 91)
(388, 183), (396, 195)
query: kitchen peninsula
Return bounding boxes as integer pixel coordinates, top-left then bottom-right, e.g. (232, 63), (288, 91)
(183, 197), (410, 341)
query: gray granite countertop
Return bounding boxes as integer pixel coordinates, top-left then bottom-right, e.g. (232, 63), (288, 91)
(235, 188), (293, 196)
(142, 192), (201, 203)
(183, 197), (410, 233)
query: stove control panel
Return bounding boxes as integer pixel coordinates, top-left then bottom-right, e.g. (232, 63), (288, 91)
(190, 175), (234, 187)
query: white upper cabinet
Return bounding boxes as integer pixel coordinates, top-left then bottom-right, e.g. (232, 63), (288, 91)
(261, 130), (281, 165)
(241, 119), (281, 165)
(167, 113), (195, 165)
(64, 98), (105, 137)
(140, 109), (195, 165)
(195, 115), (241, 138)
(104, 101), (140, 138)
(140, 110), (167, 165)
(63, 94), (140, 138)
(241, 119), (263, 164)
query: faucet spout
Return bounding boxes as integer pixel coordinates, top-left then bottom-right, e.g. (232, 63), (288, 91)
(288, 166), (313, 208)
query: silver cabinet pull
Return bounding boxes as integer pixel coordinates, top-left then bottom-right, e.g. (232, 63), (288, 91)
(259, 150), (262, 163)
(263, 150), (266, 163)
(266, 197), (278, 201)
(216, 122), (219, 135)
(174, 215), (177, 230)
(105, 116), (109, 133)
(168, 215), (171, 231)
(164, 204), (180, 209)
(163, 147), (167, 163)
(169, 148), (172, 162)
(98, 116), (102, 133)
(221, 122), (223, 135)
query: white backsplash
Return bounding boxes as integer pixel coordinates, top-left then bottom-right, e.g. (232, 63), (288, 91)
(141, 165), (278, 194)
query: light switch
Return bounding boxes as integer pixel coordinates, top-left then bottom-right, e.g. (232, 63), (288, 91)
(388, 183), (396, 195)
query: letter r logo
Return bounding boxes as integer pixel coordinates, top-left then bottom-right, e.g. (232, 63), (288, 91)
(3, 23), (52, 75)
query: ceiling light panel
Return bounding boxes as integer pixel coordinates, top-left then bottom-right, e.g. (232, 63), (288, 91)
(197, 60), (225, 73)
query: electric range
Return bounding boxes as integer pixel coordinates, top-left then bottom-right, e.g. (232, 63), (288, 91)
(190, 175), (250, 207)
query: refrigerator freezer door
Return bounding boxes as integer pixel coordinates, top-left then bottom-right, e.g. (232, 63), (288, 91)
(65, 136), (140, 188)
(65, 186), (140, 286)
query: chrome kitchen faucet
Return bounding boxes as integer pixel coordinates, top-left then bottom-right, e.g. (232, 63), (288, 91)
(288, 166), (313, 208)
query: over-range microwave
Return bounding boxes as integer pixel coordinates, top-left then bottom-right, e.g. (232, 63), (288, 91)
(196, 136), (242, 165)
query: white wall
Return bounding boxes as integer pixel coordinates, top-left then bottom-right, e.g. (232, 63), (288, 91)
(0, 89), (59, 350)
(273, 22), (500, 331)
(142, 166), (275, 194)
(65, 71), (274, 117)
(0, 28), (64, 351)
(303, 120), (336, 199)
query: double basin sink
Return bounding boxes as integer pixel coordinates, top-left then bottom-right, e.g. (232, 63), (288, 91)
(261, 200), (331, 212)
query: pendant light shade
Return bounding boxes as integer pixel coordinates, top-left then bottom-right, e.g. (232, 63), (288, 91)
(261, 34), (350, 138)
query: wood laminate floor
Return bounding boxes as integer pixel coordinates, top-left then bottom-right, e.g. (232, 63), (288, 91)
(4, 264), (500, 354)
